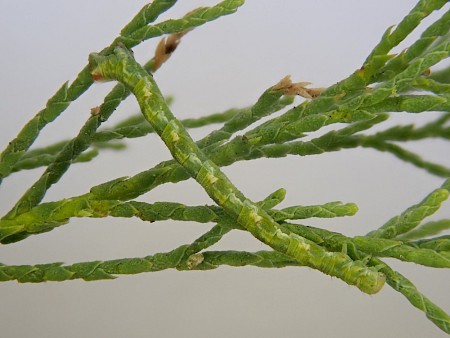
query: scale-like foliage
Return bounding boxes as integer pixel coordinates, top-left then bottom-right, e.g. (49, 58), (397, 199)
(0, 0), (449, 334)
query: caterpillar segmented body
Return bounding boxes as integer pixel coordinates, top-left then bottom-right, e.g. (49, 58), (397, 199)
(88, 45), (385, 294)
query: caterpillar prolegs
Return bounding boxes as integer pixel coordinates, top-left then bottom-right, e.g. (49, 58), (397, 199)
(237, 201), (385, 294)
(287, 234), (385, 294)
(89, 45), (385, 294)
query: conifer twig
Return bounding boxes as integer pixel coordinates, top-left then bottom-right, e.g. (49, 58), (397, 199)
(1, 0), (449, 334)
(88, 45), (385, 294)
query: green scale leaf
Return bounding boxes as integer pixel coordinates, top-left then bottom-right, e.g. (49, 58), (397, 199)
(88, 45), (385, 294)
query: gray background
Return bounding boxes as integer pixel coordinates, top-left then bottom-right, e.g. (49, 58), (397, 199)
(0, 1), (449, 337)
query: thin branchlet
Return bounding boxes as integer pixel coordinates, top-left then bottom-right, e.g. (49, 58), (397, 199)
(1, 1), (449, 334)
(87, 45), (386, 294)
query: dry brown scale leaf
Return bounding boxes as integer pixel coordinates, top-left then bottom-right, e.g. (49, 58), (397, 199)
(152, 31), (190, 72)
(272, 75), (324, 98)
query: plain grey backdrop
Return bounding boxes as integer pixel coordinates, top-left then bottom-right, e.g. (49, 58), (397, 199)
(0, 1), (449, 337)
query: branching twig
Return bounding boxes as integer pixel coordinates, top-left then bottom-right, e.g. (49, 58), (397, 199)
(1, 0), (449, 334)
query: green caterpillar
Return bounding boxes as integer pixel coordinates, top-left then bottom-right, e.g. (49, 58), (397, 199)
(88, 45), (385, 294)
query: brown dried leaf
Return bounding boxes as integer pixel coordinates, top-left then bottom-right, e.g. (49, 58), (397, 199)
(152, 31), (190, 72)
(272, 75), (324, 99)
(90, 106), (101, 116)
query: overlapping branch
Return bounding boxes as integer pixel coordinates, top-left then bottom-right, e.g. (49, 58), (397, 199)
(0, 0), (449, 334)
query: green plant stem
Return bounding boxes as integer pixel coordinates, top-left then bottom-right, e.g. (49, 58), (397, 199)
(4, 0), (251, 219)
(375, 8), (450, 82)
(88, 45), (385, 294)
(2, 222), (448, 329)
(365, 95), (450, 113)
(12, 143), (125, 173)
(398, 219), (450, 240)
(12, 149), (101, 172)
(241, 43), (449, 151)
(177, 188), (288, 269)
(293, 0), (449, 105)
(412, 235), (450, 251)
(116, 0), (245, 48)
(1, 0), (449, 334)
(12, 94), (293, 174)
(370, 256), (450, 334)
(369, 0), (447, 59)
(0, 0), (244, 184)
(0, 188), (288, 281)
(4, 78), (293, 221)
(12, 107), (240, 172)
(352, 236), (450, 268)
(0, 250), (298, 283)
(431, 65), (450, 83)
(119, 0), (178, 37)
(368, 179), (450, 239)
(88, 104), (449, 206)
(363, 140), (450, 177)
(274, 222), (450, 333)
(1, 246), (446, 332)
(412, 77), (450, 93)
(2, 82), (132, 220)
(279, 223), (450, 268)
(94, 106), (244, 143)
(0, 192), (357, 242)
(197, 94), (294, 149)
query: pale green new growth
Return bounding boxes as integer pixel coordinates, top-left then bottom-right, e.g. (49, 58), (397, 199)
(1, 0), (449, 334)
